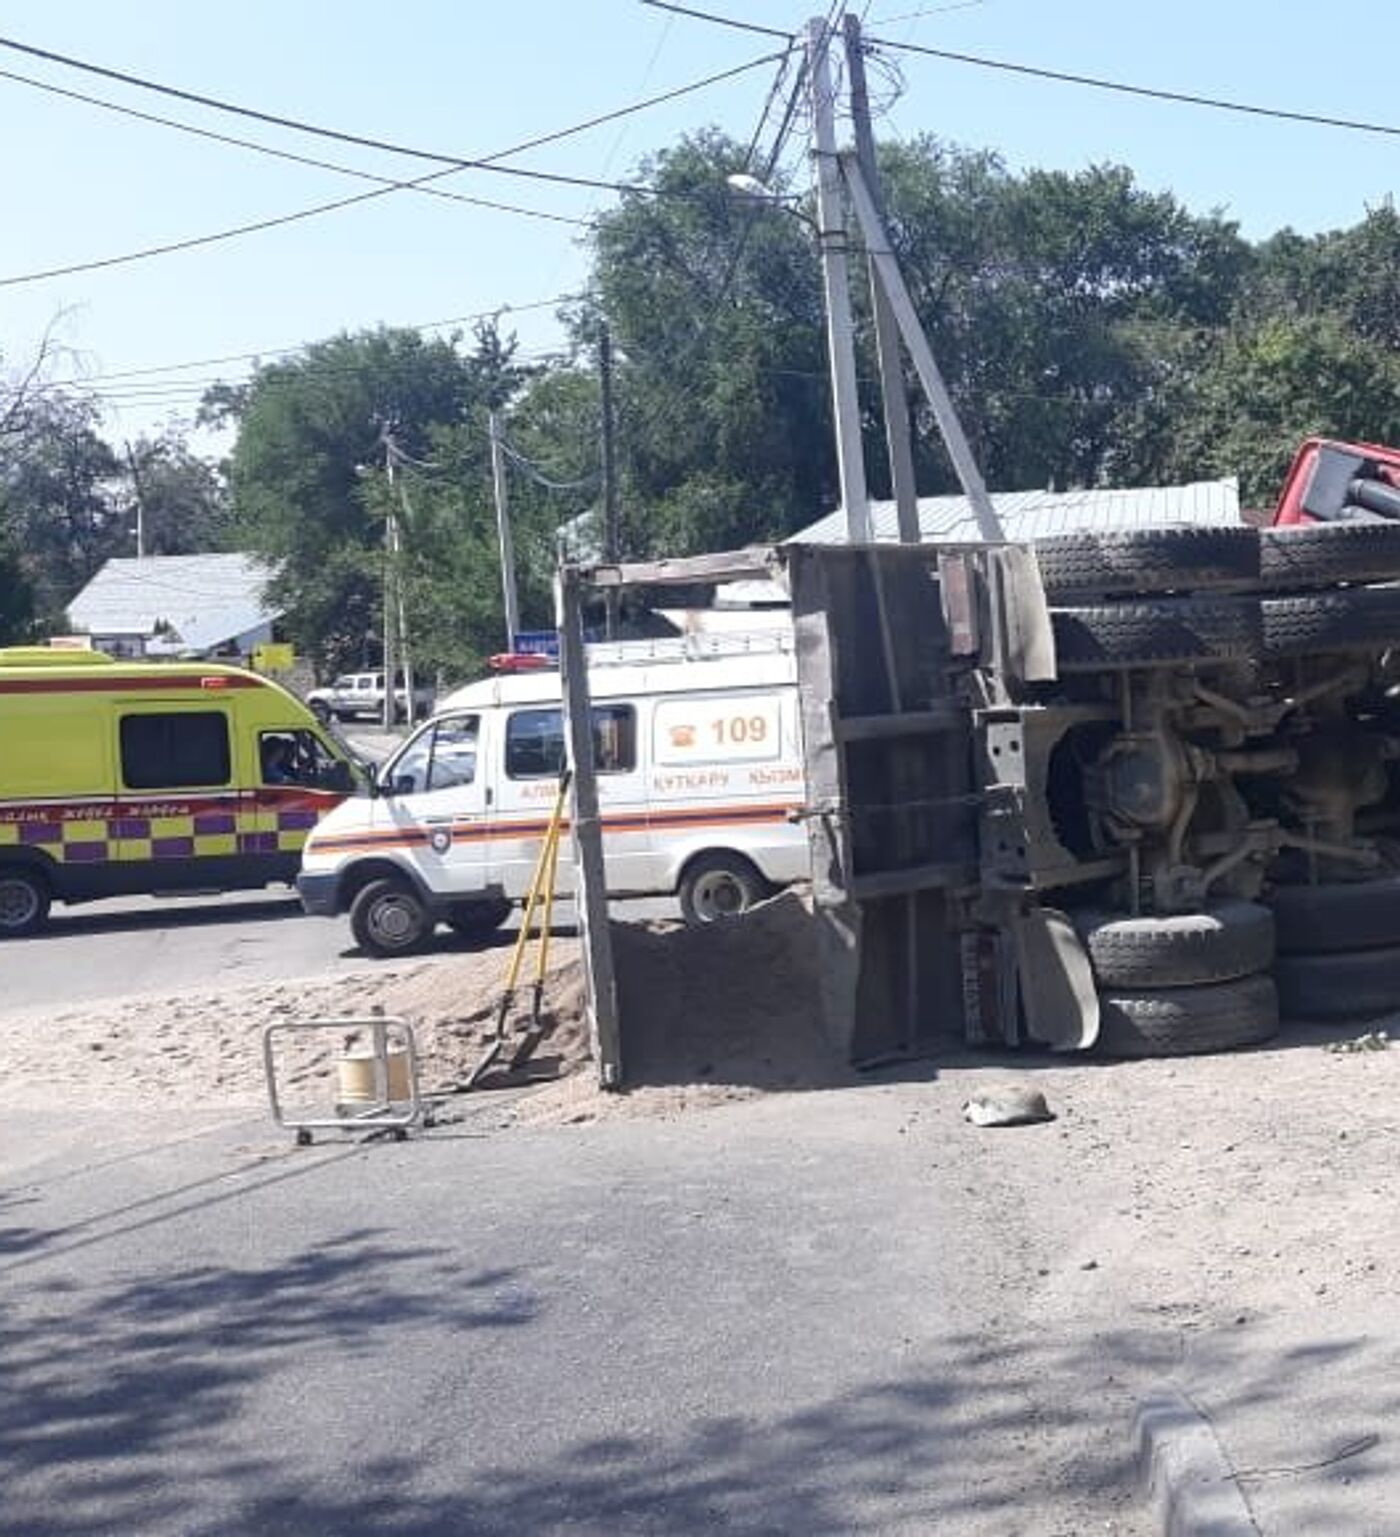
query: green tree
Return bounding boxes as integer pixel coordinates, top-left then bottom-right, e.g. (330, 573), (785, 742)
(220, 327), (504, 675)
(123, 430), (229, 555)
(0, 392), (122, 624)
(0, 525), (35, 643)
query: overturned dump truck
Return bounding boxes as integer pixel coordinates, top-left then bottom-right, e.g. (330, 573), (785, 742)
(561, 442), (1400, 1080)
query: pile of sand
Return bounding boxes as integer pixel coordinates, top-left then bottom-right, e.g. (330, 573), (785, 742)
(1, 891), (847, 1124)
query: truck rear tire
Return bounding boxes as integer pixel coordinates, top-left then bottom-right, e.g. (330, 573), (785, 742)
(1269, 875), (1400, 955)
(1076, 902), (1274, 988)
(350, 877), (433, 957)
(1261, 522), (1400, 590)
(1274, 945), (1400, 1020)
(1097, 974), (1279, 1058)
(1051, 595), (1262, 671)
(0, 866), (51, 937)
(1034, 527), (1260, 599)
(1262, 587), (1400, 658)
(678, 853), (767, 926)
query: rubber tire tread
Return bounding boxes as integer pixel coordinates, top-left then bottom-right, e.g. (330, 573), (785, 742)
(1269, 875), (1400, 955)
(1078, 902), (1275, 989)
(1051, 595), (1262, 670)
(1097, 974), (1279, 1058)
(1262, 586), (1400, 657)
(1274, 945), (1400, 1020)
(1261, 523), (1400, 591)
(350, 876), (431, 958)
(1034, 527), (1261, 599)
(678, 852), (766, 927)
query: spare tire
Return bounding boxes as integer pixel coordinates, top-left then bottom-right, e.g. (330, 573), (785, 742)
(1077, 902), (1274, 989)
(1097, 974), (1280, 1058)
(1051, 595), (1262, 671)
(1261, 522), (1400, 591)
(1274, 945), (1400, 1020)
(1034, 527), (1261, 600)
(1262, 586), (1400, 658)
(1269, 875), (1400, 955)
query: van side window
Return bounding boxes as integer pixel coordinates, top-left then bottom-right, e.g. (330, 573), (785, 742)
(505, 706), (635, 780)
(120, 712), (231, 789)
(388, 714), (478, 795)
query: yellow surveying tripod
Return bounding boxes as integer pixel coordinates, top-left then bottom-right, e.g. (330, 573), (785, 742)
(467, 768), (571, 1087)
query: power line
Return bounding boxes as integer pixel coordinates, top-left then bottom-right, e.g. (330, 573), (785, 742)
(0, 48), (785, 288)
(873, 35), (1400, 140)
(0, 34), (785, 169)
(637, 2), (793, 42)
(0, 65), (591, 228)
(49, 296), (579, 389)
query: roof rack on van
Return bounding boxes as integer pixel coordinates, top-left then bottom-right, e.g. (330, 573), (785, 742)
(490, 629), (794, 674)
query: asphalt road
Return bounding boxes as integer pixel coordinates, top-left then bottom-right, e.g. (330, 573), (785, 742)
(1, 1093), (1150, 1537)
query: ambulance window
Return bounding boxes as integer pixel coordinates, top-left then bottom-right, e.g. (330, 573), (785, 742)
(120, 712), (231, 789)
(505, 705), (635, 779)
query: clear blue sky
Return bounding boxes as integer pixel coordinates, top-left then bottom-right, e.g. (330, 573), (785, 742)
(4, 0), (1397, 444)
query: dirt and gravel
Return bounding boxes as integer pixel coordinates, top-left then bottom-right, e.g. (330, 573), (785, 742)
(0, 892), (844, 1125)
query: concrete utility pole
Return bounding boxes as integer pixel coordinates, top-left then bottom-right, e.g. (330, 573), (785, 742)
(381, 431), (398, 730)
(598, 323), (621, 637)
(844, 13), (919, 546)
(489, 409), (522, 649)
(807, 14), (872, 545)
(388, 448), (417, 721)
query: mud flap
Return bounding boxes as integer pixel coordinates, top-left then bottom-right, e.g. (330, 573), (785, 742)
(1010, 905), (1100, 1052)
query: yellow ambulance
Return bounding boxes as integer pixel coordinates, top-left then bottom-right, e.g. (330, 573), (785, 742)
(0, 647), (361, 936)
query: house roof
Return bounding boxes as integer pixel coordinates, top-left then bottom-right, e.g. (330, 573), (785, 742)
(67, 553), (279, 653)
(791, 478), (1241, 545)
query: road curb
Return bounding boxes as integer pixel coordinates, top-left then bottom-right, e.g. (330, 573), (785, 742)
(1135, 1390), (1259, 1536)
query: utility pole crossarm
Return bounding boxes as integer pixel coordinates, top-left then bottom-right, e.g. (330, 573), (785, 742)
(838, 153), (1005, 544)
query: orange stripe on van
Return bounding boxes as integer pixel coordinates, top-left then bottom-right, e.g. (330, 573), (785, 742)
(308, 801), (801, 856)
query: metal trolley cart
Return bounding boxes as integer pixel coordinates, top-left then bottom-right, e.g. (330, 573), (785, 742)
(263, 1014), (428, 1145)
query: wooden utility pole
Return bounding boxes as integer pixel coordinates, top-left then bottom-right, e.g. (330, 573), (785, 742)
(844, 13), (919, 545)
(806, 16), (872, 544)
(489, 409), (522, 648)
(598, 323), (621, 637)
(125, 440), (147, 558)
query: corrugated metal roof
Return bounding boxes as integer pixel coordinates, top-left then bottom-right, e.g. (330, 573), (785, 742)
(68, 553), (279, 653)
(791, 478), (1241, 544)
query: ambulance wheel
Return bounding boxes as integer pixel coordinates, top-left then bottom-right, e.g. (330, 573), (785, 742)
(447, 899), (512, 941)
(0, 866), (50, 937)
(678, 853), (767, 926)
(350, 877), (432, 957)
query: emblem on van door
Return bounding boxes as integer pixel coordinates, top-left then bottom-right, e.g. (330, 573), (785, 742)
(429, 828), (452, 854)
(668, 723), (696, 748)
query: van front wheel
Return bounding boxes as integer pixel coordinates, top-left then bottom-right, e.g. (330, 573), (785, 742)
(0, 867), (51, 937)
(350, 877), (432, 958)
(678, 854), (767, 927)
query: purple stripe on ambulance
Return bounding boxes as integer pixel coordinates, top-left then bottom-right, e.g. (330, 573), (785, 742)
(276, 809), (320, 831)
(193, 812), (237, 835)
(63, 841), (107, 862)
(152, 836), (195, 858)
(19, 822), (62, 844)
(111, 818), (150, 839)
(238, 831), (278, 854)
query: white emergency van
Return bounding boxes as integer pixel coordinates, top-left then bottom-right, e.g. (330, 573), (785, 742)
(296, 634), (810, 956)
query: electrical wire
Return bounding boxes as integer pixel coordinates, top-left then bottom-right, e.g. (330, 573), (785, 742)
(0, 65), (591, 227)
(870, 34), (1400, 140)
(637, 1), (793, 42)
(47, 296), (578, 389)
(0, 49), (786, 288)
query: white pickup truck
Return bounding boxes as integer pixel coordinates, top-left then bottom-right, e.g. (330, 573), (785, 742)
(305, 671), (435, 723)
